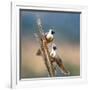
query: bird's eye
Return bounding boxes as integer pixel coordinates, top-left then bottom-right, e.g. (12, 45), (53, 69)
(53, 46), (57, 50)
(51, 31), (55, 34)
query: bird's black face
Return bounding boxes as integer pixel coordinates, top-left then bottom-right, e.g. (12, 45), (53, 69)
(51, 30), (55, 34)
(53, 46), (57, 50)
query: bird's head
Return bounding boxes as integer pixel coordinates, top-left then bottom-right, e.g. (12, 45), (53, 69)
(49, 29), (55, 35)
(52, 44), (57, 50)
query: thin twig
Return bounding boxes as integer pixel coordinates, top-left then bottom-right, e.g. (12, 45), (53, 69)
(35, 17), (55, 77)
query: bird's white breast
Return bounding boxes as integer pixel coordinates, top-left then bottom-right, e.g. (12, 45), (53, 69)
(46, 33), (53, 40)
(50, 49), (56, 58)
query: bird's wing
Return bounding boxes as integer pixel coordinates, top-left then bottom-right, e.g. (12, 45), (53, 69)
(55, 55), (62, 65)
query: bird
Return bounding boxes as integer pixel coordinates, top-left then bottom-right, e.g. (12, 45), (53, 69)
(50, 44), (57, 58)
(36, 28), (55, 56)
(50, 44), (70, 76)
(45, 28), (55, 44)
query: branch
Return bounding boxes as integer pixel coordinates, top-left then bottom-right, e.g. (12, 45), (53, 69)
(35, 17), (55, 77)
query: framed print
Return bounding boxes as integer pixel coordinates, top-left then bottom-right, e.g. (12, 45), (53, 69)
(11, 1), (87, 88)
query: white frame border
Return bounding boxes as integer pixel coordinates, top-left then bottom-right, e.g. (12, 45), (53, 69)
(11, 1), (87, 88)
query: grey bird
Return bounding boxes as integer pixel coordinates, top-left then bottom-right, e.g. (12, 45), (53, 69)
(50, 44), (70, 75)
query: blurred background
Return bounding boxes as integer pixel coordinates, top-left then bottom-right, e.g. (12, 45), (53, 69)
(20, 9), (80, 79)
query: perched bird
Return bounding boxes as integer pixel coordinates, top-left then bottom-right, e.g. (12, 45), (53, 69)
(50, 44), (57, 58)
(36, 28), (55, 56)
(50, 44), (70, 75)
(50, 44), (57, 72)
(45, 28), (55, 44)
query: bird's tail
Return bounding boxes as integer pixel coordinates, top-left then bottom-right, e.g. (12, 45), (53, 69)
(59, 63), (70, 76)
(56, 58), (70, 75)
